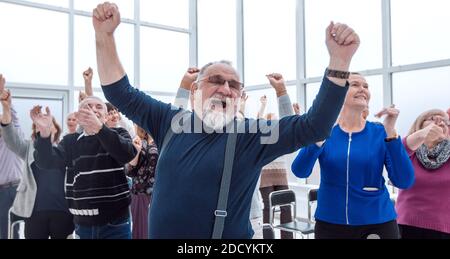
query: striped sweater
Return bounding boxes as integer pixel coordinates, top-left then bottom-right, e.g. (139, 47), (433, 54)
(34, 125), (137, 226)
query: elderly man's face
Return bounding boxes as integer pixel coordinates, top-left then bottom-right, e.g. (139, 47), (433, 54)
(191, 63), (242, 130)
(79, 99), (107, 123)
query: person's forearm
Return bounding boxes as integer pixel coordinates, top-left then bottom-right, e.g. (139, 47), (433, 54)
(239, 102), (246, 115)
(257, 104), (266, 119)
(96, 33), (126, 86)
(278, 95), (294, 118)
(84, 80), (94, 96)
(97, 126), (137, 165)
(1, 105), (11, 124)
(327, 58), (350, 87)
(405, 130), (426, 151)
(128, 154), (140, 167)
(275, 87), (287, 98)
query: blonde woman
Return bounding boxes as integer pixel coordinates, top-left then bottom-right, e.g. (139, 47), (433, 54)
(396, 109), (450, 239)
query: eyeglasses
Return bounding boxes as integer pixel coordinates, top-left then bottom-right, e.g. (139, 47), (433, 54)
(198, 75), (244, 93)
(425, 116), (450, 126)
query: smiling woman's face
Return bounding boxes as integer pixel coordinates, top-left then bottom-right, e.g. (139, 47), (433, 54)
(344, 74), (371, 111)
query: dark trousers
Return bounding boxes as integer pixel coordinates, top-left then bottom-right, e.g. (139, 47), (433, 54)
(75, 214), (131, 239)
(24, 211), (74, 239)
(399, 224), (450, 239)
(315, 219), (400, 239)
(0, 184), (18, 239)
(260, 185), (293, 239)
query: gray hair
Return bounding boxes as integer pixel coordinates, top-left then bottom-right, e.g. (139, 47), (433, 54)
(196, 60), (240, 84)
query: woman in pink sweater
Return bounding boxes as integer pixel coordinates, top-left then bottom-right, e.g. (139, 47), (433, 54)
(396, 109), (450, 239)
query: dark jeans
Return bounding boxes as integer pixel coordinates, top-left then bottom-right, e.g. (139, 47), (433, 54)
(315, 219), (400, 239)
(75, 214), (131, 239)
(0, 184), (18, 239)
(260, 185), (293, 239)
(24, 211), (74, 239)
(399, 224), (450, 239)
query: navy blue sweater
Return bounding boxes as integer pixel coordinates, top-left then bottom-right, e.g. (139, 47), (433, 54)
(102, 74), (348, 239)
(292, 122), (415, 226)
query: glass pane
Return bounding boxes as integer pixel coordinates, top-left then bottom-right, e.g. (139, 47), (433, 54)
(140, 0), (189, 28)
(392, 0), (450, 66)
(0, 3), (68, 85)
(11, 97), (64, 139)
(393, 67), (450, 136)
(305, 0), (382, 77)
(74, 0), (134, 19)
(244, 0), (297, 86)
(306, 75), (383, 122)
(140, 28), (190, 92)
(306, 83), (320, 111)
(27, 0), (68, 7)
(74, 15), (134, 88)
(198, 0), (237, 67)
(244, 86), (296, 120)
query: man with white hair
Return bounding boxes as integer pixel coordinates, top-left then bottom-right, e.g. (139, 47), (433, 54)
(93, 2), (360, 239)
(31, 95), (137, 239)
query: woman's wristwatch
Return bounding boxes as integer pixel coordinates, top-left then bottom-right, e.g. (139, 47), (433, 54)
(326, 68), (351, 79)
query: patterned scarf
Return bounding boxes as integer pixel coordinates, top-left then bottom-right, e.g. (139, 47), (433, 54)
(416, 139), (450, 170)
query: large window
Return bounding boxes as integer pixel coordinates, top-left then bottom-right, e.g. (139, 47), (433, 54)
(74, 15), (135, 88)
(393, 67), (450, 136)
(75, 0), (134, 19)
(140, 0), (189, 28)
(140, 27), (190, 92)
(244, 0), (297, 86)
(305, 0), (382, 77)
(0, 2), (68, 85)
(198, 0), (237, 67)
(391, 0), (450, 66)
(30, 0), (68, 7)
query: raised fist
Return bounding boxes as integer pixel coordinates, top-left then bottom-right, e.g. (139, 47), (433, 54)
(93, 2), (121, 35)
(266, 73), (286, 92)
(180, 67), (200, 90)
(260, 95), (267, 105)
(83, 67), (94, 82)
(326, 22), (360, 70)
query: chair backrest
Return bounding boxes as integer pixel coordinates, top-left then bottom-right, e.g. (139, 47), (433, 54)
(269, 190), (297, 225)
(307, 188), (318, 222)
(269, 189), (296, 207)
(308, 188), (318, 202)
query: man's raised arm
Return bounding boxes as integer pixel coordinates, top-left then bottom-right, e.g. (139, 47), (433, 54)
(93, 2), (126, 86)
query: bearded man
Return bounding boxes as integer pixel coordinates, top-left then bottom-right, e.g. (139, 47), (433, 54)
(93, 2), (360, 239)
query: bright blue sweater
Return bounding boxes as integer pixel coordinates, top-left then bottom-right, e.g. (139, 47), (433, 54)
(292, 122), (415, 226)
(103, 74), (348, 239)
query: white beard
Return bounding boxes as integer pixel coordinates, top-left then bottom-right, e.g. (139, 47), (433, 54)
(194, 92), (238, 131)
(202, 109), (234, 130)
